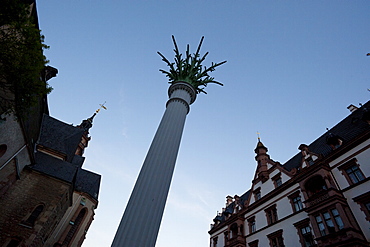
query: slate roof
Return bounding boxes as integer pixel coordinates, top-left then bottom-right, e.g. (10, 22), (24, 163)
(32, 152), (77, 183)
(213, 190), (251, 224)
(35, 114), (101, 202)
(282, 101), (370, 171)
(38, 114), (84, 162)
(71, 155), (85, 168)
(75, 168), (101, 201)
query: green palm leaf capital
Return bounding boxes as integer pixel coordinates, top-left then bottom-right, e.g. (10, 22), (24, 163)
(158, 36), (226, 94)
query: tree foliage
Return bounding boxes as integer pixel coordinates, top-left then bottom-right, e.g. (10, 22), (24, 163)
(158, 36), (226, 94)
(0, 0), (51, 118)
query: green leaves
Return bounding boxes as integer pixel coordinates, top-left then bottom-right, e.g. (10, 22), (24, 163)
(0, 0), (50, 118)
(158, 36), (226, 94)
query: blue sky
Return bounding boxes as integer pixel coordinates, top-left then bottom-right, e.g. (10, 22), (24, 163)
(37, 1), (369, 246)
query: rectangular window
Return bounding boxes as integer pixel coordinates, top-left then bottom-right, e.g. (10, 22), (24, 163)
(331, 209), (344, 229)
(248, 240), (259, 247)
(275, 177), (282, 187)
(248, 217), (256, 234)
(254, 188), (261, 201)
(293, 196), (304, 212)
(338, 158), (366, 185)
(267, 229), (285, 247)
(272, 173), (282, 188)
(345, 165), (365, 184)
(315, 215), (326, 236)
(212, 236), (218, 247)
(289, 191), (304, 213)
(353, 191), (370, 221)
(265, 205), (278, 225)
(294, 219), (316, 247)
(323, 212), (335, 234)
(315, 209), (344, 236)
(255, 191), (261, 200)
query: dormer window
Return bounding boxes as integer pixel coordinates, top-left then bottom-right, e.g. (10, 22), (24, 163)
(326, 133), (343, 150)
(305, 157), (315, 166)
(299, 144), (319, 167)
(254, 188), (261, 201)
(272, 174), (282, 188)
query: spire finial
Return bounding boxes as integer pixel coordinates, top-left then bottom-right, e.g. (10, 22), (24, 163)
(257, 131), (261, 142)
(95, 101), (108, 114)
(80, 102), (107, 132)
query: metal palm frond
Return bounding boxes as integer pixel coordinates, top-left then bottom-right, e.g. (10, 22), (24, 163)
(158, 36), (226, 94)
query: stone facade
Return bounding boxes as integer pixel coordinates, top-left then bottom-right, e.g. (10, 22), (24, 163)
(0, 169), (71, 246)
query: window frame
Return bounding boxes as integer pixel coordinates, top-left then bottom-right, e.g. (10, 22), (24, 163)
(212, 236), (218, 247)
(314, 208), (344, 236)
(248, 239), (259, 247)
(267, 229), (285, 247)
(338, 158), (365, 185)
(288, 191), (304, 213)
(253, 188), (261, 201)
(353, 191), (370, 221)
(247, 216), (256, 234)
(272, 173), (282, 188)
(293, 218), (315, 247)
(21, 204), (44, 228)
(265, 204), (278, 225)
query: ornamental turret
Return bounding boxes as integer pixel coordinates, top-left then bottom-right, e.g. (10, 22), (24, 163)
(254, 138), (269, 183)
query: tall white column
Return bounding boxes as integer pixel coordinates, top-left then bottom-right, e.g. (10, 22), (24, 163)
(112, 82), (196, 247)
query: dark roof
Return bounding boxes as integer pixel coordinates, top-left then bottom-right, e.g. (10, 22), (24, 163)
(212, 190), (251, 225)
(38, 114), (84, 162)
(75, 168), (101, 201)
(32, 152), (77, 183)
(71, 155), (85, 168)
(283, 101), (370, 171)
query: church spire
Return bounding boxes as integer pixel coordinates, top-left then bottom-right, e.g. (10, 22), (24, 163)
(78, 102), (107, 132)
(75, 102), (107, 156)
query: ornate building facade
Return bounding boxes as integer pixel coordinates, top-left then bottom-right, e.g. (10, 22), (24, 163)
(209, 102), (370, 247)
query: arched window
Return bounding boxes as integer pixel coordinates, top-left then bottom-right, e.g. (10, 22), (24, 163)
(6, 237), (22, 247)
(305, 176), (327, 197)
(24, 204), (44, 227)
(62, 208), (87, 246)
(0, 144), (7, 157)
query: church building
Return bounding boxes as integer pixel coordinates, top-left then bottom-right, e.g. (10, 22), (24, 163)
(209, 101), (370, 247)
(0, 1), (101, 246)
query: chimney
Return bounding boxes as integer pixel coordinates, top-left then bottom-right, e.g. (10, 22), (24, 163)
(347, 104), (358, 113)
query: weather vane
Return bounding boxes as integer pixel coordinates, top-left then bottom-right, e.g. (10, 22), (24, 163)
(257, 131), (261, 141)
(96, 101), (107, 114)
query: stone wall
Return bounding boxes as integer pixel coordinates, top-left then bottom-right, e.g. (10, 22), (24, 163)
(0, 169), (72, 246)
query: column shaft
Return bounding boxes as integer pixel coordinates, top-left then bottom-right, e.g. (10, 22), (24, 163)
(112, 83), (195, 247)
